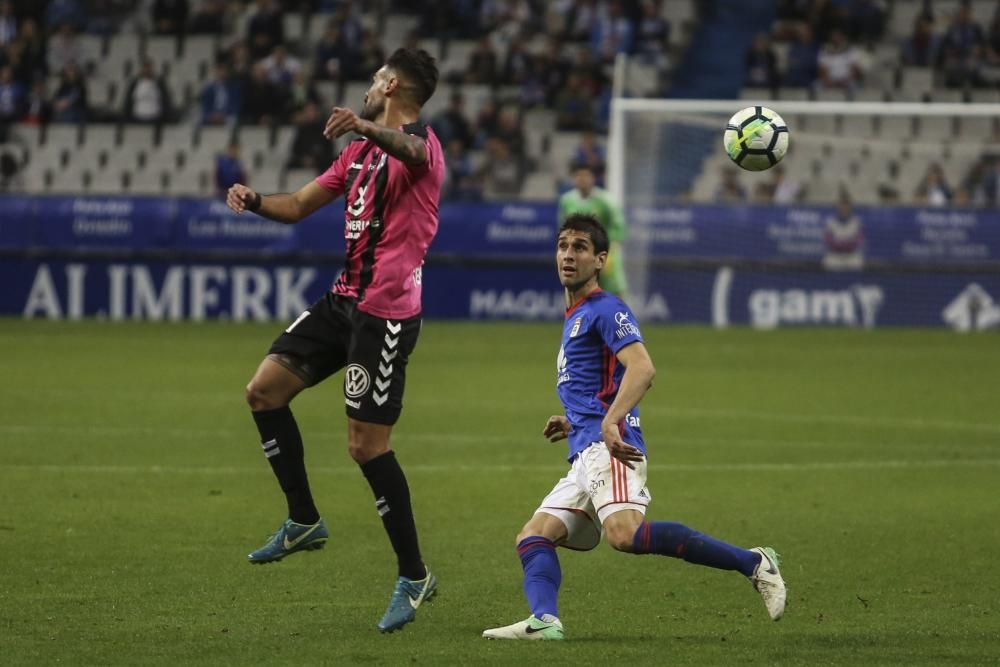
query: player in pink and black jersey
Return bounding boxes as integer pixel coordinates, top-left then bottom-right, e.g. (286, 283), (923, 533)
(226, 47), (442, 633)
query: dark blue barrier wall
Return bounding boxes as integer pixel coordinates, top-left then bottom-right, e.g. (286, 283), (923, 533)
(2, 196), (999, 329)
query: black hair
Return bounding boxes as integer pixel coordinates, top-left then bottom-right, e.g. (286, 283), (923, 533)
(385, 47), (439, 107)
(558, 214), (609, 256)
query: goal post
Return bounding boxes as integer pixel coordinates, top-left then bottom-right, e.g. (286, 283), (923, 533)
(605, 98), (1000, 330)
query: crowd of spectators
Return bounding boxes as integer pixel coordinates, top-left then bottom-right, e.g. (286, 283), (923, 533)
(0, 0), (676, 200)
(748, 0), (1000, 95)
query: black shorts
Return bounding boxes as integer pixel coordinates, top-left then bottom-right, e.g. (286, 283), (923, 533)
(267, 293), (421, 425)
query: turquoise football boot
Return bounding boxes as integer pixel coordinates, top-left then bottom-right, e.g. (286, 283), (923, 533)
(377, 569), (437, 633)
(247, 518), (329, 564)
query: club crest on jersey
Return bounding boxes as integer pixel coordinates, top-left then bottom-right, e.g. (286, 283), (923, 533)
(570, 316), (583, 337)
(614, 311), (641, 340)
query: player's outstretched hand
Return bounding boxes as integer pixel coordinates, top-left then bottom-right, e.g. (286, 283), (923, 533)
(323, 106), (363, 140)
(226, 183), (258, 214)
(601, 420), (644, 469)
(542, 415), (570, 442)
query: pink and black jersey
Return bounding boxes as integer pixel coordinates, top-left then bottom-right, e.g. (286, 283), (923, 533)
(315, 123), (444, 320)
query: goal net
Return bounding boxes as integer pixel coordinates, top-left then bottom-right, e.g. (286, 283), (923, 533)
(606, 98), (1000, 330)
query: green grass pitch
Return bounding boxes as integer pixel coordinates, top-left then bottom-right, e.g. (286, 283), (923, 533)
(1, 320), (998, 665)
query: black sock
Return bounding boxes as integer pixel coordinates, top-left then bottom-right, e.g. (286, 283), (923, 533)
(360, 451), (425, 580)
(252, 406), (320, 525)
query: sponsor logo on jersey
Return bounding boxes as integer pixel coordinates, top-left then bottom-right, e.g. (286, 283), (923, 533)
(345, 218), (370, 240)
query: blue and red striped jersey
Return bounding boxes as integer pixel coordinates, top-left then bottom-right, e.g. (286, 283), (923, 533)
(557, 289), (646, 461)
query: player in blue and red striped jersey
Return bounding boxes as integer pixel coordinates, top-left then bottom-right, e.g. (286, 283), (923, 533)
(483, 214), (788, 641)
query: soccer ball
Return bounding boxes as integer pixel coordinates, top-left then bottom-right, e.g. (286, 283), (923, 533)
(723, 106), (789, 171)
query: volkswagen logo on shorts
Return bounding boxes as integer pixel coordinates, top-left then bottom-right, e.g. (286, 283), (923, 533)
(344, 364), (371, 398)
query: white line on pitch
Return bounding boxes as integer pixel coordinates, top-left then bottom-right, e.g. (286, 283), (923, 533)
(657, 407), (1000, 434)
(4, 459), (999, 476)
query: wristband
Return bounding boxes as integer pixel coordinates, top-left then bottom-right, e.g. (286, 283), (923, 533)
(247, 192), (262, 212)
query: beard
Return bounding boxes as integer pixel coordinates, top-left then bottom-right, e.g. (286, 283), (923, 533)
(360, 96), (385, 122)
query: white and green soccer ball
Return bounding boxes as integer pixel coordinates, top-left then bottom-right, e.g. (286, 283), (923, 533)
(723, 106), (789, 171)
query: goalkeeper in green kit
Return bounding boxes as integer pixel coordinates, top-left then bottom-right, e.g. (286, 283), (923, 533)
(558, 163), (628, 297)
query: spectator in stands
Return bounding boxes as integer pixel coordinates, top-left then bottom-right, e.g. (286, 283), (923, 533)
(152, 0), (189, 36)
(227, 40), (253, 88)
(768, 165), (804, 204)
(442, 138), (480, 201)
(966, 156), (1000, 207)
(123, 58), (172, 124)
(845, 0), (885, 44)
(189, 0), (226, 34)
(50, 62), (88, 123)
(518, 64), (548, 108)
(502, 35), (533, 86)
(635, 0), (670, 69)
(591, 0), (634, 63)
(473, 96), (499, 147)
(329, 2), (363, 60)
(817, 28), (865, 92)
(23, 77), (49, 124)
(15, 18), (46, 83)
(199, 61), (241, 127)
(572, 130), (606, 183)
(784, 22), (819, 87)
(431, 91), (474, 149)
(46, 0), (85, 32)
(533, 37), (571, 106)
(286, 68), (319, 116)
(745, 32), (779, 92)
(916, 162), (953, 207)
(0, 63), (24, 122)
(240, 61), (285, 125)
(902, 15), (940, 67)
(572, 44), (610, 95)
(2, 37), (32, 86)
(260, 43), (302, 91)
(479, 136), (524, 199)
(715, 168), (747, 203)
(939, 2), (987, 87)
(806, 0), (843, 45)
(987, 11), (1000, 63)
(247, 0), (284, 60)
(823, 197), (864, 271)
(776, 0), (810, 22)
(494, 106), (526, 162)
(313, 18), (345, 80)
(481, 0), (532, 40)
(286, 100), (330, 172)
(565, 0), (599, 42)
(465, 36), (498, 84)
(215, 140), (247, 194)
(47, 23), (82, 75)
(554, 72), (594, 131)
(0, 1), (17, 47)
(351, 29), (385, 82)
(942, 1), (985, 60)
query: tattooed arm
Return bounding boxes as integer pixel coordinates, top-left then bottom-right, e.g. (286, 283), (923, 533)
(323, 107), (427, 166)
